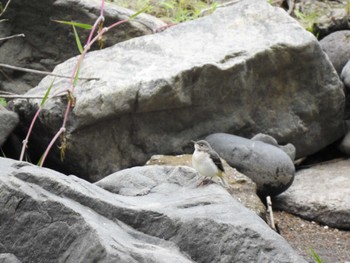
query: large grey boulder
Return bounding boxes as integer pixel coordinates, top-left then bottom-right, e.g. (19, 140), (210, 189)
(0, 157), (306, 262)
(0, 0), (165, 94)
(0, 106), (19, 146)
(274, 159), (350, 230)
(12, 0), (344, 181)
(206, 133), (295, 197)
(146, 154), (267, 218)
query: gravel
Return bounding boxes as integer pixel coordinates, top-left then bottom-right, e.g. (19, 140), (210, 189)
(274, 210), (350, 263)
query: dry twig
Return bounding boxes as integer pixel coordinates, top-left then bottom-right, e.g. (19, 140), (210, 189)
(267, 196), (277, 231)
(0, 33), (25, 41)
(0, 63), (99, 81)
(0, 93), (67, 100)
(0, 0), (13, 17)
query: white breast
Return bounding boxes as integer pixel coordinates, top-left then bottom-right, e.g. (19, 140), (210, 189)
(192, 150), (218, 178)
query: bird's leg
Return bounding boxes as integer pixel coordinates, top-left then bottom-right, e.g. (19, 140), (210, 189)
(197, 177), (215, 187)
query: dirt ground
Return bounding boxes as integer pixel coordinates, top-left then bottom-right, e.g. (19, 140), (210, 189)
(274, 210), (350, 263)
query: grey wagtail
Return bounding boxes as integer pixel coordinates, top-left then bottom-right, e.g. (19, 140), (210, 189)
(192, 140), (228, 187)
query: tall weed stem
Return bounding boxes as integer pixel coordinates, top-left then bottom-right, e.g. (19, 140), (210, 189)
(20, 0), (140, 166)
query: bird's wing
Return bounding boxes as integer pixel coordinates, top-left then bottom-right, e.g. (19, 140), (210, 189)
(210, 151), (225, 172)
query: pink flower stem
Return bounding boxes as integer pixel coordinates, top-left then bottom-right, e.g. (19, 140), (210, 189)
(19, 107), (42, 161)
(87, 15), (105, 45)
(100, 0), (105, 17)
(31, 1), (134, 167)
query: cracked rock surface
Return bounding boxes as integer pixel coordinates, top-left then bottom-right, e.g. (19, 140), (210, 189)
(0, 157), (305, 262)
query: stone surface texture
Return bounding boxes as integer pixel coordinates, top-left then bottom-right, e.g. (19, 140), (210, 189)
(145, 154), (267, 218)
(251, 133), (296, 161)
(206, 133), (295, 197)
(341, 59), (350, 91)
(0, 0), (165, 94)
(0, 106), (19, 147)
(319, 30), (350, 75)
(338, 120), (350, 155)
(314, 8), (350, 39)
(0, 254), (21, 263)
(12, 0), (344, 181)
(0, 157), (306, 262)
(274, 159), (350, 229)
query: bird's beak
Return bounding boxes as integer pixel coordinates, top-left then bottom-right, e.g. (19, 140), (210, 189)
(191, 140), (198, 150)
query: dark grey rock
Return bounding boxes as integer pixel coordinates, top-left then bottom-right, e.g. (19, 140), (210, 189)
(0, 254), (21, 263)
(338, 120), (350, 155)
(0, 0), (165, 94)
(251, 133), (280, 146)
(0, 158), (192, 263)
(341, 60), (350, 119)
(0, 106), (19, 146)
(0, 157), (306, 262)
(206, 133), (295, 197)
(314, 9), (350, 39)
(96, 165), (305, 262)
(320, 30), (350, 75)
(274, 159), (350, 230)
(12, 0), (344, 181)
(251, 133), (296, 161)
(341, 59), (350, 91)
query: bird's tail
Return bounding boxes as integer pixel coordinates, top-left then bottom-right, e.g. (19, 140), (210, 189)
(217, 171), (229, 188)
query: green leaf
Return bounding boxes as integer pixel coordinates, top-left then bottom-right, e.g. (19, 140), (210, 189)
(0, 98), (7, 107)
(73, 65), (81, 86)
(72, 25), (84, 53)
(294, 9), (306, 20)
(40, 78), (55, 107)
(37, 154), (44, 166)
(162, 2), (174, 10)
(130, 6), (149, 20)
(53, 20), (92, 29)
(210, 1), (217, 12)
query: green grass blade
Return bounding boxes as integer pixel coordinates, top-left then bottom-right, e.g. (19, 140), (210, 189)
(293, 9), (306, 20)
(53, 20), (92, 29)
(309, 247), (324, 263)
(72, 25), (84, 53)
(73, 65), (81, 86)
(161, 2), (174, 10)
(0, 147), (6, 158)
(130, 6), (149, 20)
(40, 78), (55, 107)
(37, 154), (44, 166)
(211, 2), (217, 12)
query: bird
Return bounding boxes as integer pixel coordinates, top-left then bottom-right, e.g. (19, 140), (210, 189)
(191, 140), (228, 187)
